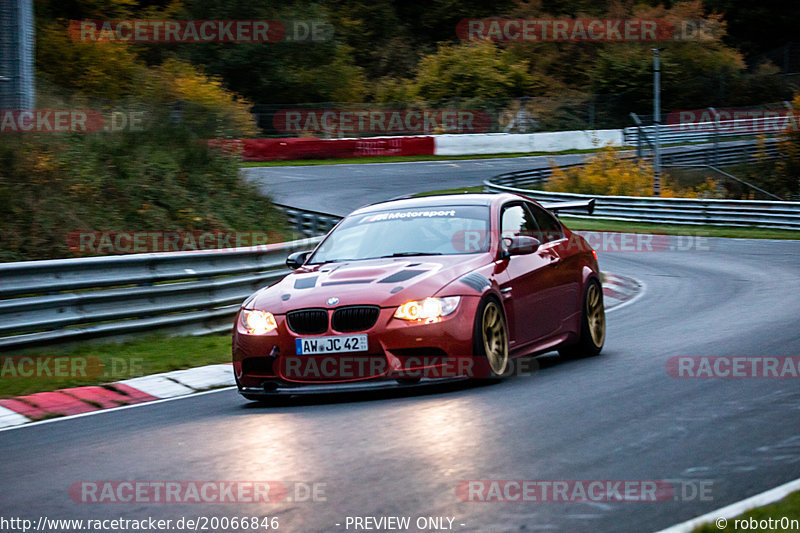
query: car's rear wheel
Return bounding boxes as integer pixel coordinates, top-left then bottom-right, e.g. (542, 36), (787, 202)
(474, 297), (509, 378)
(559, 278), (605, 359)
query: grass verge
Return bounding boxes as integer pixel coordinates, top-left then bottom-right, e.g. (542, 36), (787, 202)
(560, 216), (800, 240)
(0, 334), (231, 399)
(693, 490), (800, 532)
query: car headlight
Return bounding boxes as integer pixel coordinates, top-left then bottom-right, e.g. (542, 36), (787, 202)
(241, 309), (278, 335)
(394, 297), (461, 323)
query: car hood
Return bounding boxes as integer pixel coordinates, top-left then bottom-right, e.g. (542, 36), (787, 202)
(247, 254), (489, 313)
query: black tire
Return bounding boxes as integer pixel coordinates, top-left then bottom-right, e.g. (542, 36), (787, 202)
(559, 278), (605, 359)
(473, 296), (510, 379)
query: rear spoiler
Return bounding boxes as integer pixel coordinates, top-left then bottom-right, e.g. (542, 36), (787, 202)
(540, 198), (595, 215)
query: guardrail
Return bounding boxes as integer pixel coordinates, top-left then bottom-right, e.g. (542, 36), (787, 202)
(0, 237), (322, 351)
(484, 138), (800, 229)
(656, 139), (782, 165)
(491, 139), (783, 191)
(486, 185), (800, 228)
(276, 204), (341, 237)
(623, 116), (791, 146)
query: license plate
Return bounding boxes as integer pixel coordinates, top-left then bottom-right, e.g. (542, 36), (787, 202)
(295, 334), (368, 355)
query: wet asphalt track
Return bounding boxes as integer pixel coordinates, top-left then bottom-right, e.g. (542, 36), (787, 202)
(2, 156), (800, 532)
(241, 154), (588, 215)
(240, 142), (759, 216)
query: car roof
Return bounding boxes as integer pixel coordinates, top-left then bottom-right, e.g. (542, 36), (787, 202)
(350, 193), (530, 215)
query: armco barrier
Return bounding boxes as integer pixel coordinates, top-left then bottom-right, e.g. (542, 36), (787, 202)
(0, 237), (322, 351)
(486, 186), (800, 229)
(624, 116), (792, 146)
(490, 139), (784, 190)
(484, 139), (800, 229)
(276, 204), (342, 236)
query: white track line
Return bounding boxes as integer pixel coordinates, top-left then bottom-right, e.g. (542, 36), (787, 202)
(118, 375), (194, 398)
(654, 477), (800, 533)
(606, 278), (647, 313)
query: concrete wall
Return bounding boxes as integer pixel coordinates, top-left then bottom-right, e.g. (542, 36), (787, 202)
(434, 129), (625, 156)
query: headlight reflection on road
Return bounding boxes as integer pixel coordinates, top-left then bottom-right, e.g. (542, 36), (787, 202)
(373, 399), (490, 476)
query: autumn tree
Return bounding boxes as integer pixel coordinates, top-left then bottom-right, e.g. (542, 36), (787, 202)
(405, 40), (532, 101)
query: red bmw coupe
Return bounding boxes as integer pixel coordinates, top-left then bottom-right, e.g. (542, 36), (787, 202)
(233, 193), (604, 398)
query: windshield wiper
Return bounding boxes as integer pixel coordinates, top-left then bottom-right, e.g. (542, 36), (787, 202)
(307, 258), (359, 264)
(310, 252), (443, 264)
(374, 252), (443, 258)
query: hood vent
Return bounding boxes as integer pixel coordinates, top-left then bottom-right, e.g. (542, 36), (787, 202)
(321, 280), (372, 286)
(294, 276), (318, 290)
(378, 270), (426, 284)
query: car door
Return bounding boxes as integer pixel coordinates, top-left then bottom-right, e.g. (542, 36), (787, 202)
(526, 201), (580, 330)
(496, 202), (561, 347)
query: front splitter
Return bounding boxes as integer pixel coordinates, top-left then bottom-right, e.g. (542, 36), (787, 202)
(238, 376), (470, 398)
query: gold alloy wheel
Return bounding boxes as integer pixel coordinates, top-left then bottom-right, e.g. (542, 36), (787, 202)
(482, 301), (508, 375)
(586, 282), (606, 348)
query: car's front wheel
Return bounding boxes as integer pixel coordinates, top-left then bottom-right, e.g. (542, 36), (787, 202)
(560, 278), (605, 359)
(474, 297), (509, 378)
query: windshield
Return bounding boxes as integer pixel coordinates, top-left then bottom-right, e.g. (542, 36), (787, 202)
(308, 205), (490, 264)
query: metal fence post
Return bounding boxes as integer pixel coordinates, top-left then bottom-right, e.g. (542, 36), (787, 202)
(709, 107), (720, 167)
(630, 112), (644, 160)
(652, 49), (662, 196)
(0, 0), (35, 110)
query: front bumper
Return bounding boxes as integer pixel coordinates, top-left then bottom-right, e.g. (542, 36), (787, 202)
(233, 296), (482, 390)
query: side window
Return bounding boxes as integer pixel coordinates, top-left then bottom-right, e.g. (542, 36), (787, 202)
(500, 203), (539, 244)
(527, 203), (564, 243)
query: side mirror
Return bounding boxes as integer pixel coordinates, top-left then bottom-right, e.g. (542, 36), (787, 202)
(286, 251), (311, 269)
(502, 235), (540, 257)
